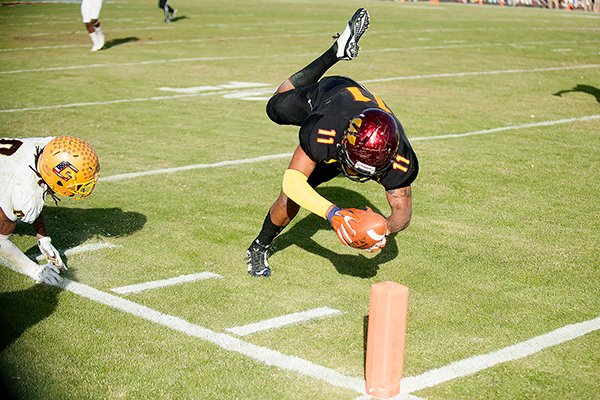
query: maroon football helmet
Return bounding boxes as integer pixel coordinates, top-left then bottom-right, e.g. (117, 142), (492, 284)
(337, 108), (400, 182)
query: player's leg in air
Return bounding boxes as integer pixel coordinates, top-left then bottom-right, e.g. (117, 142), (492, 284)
(246, 8), (370, 277)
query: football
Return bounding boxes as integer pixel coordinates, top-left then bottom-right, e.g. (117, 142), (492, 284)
(344, 208), (388, 250)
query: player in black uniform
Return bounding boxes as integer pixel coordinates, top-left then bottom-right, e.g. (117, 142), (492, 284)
(247, 8), (418, 277)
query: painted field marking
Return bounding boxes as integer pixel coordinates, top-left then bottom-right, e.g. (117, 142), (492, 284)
(111, 271), (222, 295)
(158, 81), (270, 94)
(361, 64), (600, 84)
(3, 262), (598, 399)
(36, 242), (119, 262)
(99, 114), (600, 183)
(410, 114), (600, 142)
(394, 315), (600, 397)
(100, 153), (293, 183)
(1, 37), (598, 74)
(1, 36), (596, 53)
(2, 64), (598, 113)
(63, 242), (120, 256)
(0, 91), (238, 113)
(226, 306), (343, 336)
(57, 277), (367, 394)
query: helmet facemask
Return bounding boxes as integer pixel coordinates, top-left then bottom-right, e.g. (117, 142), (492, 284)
(336, 109), (400, 182)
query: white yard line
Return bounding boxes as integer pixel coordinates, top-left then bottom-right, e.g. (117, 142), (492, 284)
(111, 272), (222, 295)
(62, 242), (120, 256)
(4, 263), (598, 399)
(0, 36), (591, 53)
(226, 307), (343, 336)
(59, 278), (366, 394)
(100, 153), (293, 183)
(396, 315), (600, 396)
(410, 115), (600, 141)
(1, 37), (598, 74)
(361, 64), (600, 84)
(99, 114), (600, 183)
(36, 242), (119, 262)
(1, 64), (597, 113)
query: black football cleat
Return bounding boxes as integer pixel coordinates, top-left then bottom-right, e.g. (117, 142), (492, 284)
(246, 240), (271, 277)
(335, 8), (370, 61)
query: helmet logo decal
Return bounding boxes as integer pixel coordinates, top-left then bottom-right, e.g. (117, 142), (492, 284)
(53, 160), (79, 181)
(347, 117), (363, 145)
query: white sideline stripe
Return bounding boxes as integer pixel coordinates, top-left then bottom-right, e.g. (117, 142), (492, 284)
(35, 242), (119, 261)
(1, 64), (598, 113)
(226, 307), (343, 336)
(99, 114), (600, 183)
(111, 272), (222, 295)
(396, 315), (600, 396)
(56, 278), (366, 394)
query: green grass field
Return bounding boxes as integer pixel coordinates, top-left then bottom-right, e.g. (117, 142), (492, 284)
(1, 1), (599, 399)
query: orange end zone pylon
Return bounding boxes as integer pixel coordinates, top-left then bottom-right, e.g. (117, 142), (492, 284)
(365, 281), (409, 399)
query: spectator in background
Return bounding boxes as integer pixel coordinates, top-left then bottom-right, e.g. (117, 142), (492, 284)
(159, 0), (177, 23)
(81, 0), (104, 51)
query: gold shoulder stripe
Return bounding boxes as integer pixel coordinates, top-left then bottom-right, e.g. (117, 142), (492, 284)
(317, 129), (336, 137)
(396, 155), (410, 164)
(393, 162), (408, 172)
(317, 138), (334, 144)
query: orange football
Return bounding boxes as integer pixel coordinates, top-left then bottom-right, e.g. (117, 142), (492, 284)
(346, 209), (388, 250)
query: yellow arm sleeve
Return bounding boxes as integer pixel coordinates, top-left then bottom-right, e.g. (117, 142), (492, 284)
(282, 169), (333, 219)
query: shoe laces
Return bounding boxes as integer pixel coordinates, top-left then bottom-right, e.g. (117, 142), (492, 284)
(248, 241), (269, 269)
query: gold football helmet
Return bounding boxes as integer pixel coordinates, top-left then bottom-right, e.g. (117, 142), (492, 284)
(38, 136), (100, 199)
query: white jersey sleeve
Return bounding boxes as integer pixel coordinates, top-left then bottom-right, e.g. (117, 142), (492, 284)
(0, 137), (54, 224)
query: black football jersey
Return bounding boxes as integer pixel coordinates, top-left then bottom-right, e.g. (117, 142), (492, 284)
(298, 77), (418, 191)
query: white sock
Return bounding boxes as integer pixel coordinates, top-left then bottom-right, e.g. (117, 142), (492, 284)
(89, 31), (98, 47)
(95, 26), (105, 48)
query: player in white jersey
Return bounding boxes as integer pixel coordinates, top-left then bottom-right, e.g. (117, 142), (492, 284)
(81, 0), (104, 51)
(0, 136), (100, 285)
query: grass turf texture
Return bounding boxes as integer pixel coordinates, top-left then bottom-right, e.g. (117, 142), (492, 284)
(1, 0), (599, 399)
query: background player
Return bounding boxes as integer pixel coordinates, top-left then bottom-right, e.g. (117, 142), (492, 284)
(81, 0), (105, 51)
(247, 8), (419, 277)
(159, 0), (177, 23)
(0, 136), (100, 285)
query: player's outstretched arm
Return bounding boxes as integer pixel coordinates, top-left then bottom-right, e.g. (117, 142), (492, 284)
(385, 186), (413, 233)
(281, 146), (333, 219)
(0, 209), (62, 285)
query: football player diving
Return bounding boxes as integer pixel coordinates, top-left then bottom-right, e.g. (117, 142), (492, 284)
(0, 136), (100, 285)
(247, 8), (419, 277)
